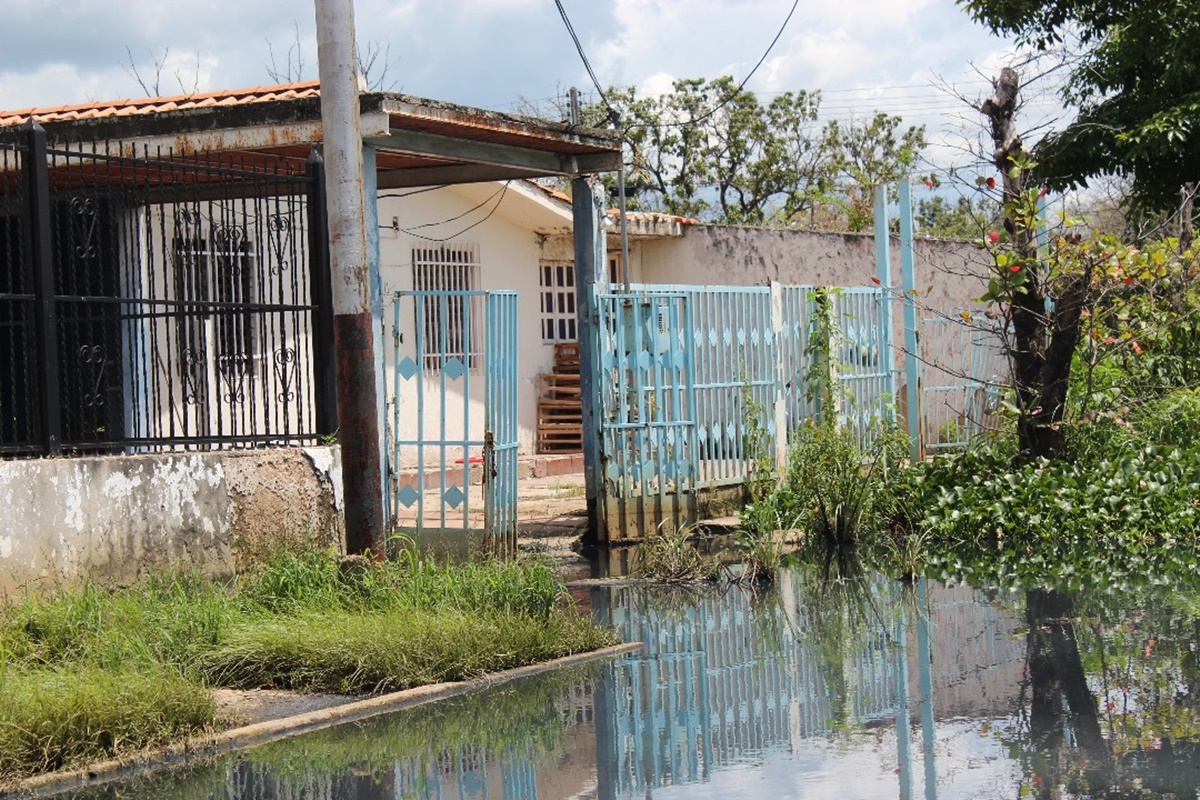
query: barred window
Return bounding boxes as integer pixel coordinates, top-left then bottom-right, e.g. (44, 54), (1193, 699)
(173, 221), (256, 381)
(412, 243), (482, 371)
(539, 261), (577, 342)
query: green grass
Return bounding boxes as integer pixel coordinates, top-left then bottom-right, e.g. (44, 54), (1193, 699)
(0, 549), (615, 784)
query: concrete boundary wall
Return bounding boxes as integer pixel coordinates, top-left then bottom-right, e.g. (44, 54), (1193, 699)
(0, 447), (344, 595)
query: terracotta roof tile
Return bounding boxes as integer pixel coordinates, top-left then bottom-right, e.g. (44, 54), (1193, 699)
(0, 80), (322, 127)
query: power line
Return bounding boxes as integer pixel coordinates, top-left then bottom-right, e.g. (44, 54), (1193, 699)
(553, 0), (800, 129)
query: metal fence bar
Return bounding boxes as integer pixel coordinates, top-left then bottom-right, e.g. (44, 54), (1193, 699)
(0, 133), (322, 458)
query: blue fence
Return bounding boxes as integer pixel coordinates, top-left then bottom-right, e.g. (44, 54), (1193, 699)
(593, 283), (894, 541)
(918, 313), (1008, 451)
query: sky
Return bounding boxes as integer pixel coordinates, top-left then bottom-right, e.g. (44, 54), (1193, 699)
(0, 0), (1067, 175)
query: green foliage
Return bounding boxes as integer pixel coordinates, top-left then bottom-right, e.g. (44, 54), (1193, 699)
(914, 194), (998, 239)
(0, 666), (213, 779)
(199, 609), (610, 695)
(585, 76), (925, 229)
(898, 438), (1200, 591)
(635, 524), (724, 583)
(959, 0), (1200, 212)
(741, 423), (907, 550)
(0, 550), (611, 783)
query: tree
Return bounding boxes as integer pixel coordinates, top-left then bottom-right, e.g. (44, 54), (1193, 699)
(959, 0), (1200, 214)
(585, 77), (923, 229)
(825, 113), (926, 231)
(914, 195), (997, 238)
(978, 68), (1194, 459)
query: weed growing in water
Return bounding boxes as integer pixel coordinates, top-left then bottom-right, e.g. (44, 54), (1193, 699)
(634, 523), (724, 583)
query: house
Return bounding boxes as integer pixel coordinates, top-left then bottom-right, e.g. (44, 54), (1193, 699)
(0, 80), (621, 590)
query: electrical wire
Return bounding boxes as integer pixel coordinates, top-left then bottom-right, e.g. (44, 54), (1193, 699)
(553, 0), (800, 129)
(396, 181), (511, 243)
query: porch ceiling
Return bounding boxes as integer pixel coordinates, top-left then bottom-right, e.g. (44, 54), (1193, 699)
(0, 80), (621, 187)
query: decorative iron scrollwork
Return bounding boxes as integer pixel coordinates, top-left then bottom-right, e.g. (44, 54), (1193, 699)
(218, 352), (250, 404)
(274, 348), (298, 403)
(181, 347), (206, 405)
(71, 197), (98, 260)
(79, 344), (107, 408)
(267, 213), (293, 274)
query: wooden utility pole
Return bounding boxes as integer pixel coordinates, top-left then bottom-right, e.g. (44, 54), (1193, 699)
(315, 0), (387, 555)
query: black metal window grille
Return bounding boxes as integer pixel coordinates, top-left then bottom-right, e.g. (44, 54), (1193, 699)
(411, 243), (482, 372)
(0, 127), (336, 458)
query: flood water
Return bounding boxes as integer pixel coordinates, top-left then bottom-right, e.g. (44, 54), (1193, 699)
(62, 559), (1200, 799)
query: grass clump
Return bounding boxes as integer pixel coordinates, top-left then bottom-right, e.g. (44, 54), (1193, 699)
(0, 549), (614, 785)
(634, 524), (723, 582)
(202, 608), (610, 694)
(0, 666), (213, 777)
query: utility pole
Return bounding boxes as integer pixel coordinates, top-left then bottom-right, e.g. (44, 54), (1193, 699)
(315, 0), (386, 555)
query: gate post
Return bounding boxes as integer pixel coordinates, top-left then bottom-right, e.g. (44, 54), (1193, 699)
(306, 148), (338, 437)
(873, 185), (897, 418)
(572, 177), (606, 542)
(24, 121), (60, 456)
(898, 180), (922, 462)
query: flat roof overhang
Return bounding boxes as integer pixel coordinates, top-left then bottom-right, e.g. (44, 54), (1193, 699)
(0, 87), (621, 188)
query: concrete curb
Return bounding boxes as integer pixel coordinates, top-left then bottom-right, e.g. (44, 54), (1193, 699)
(2, 642), (642, 800)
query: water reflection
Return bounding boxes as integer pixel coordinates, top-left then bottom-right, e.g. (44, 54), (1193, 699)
(58, 563), (1200, 800)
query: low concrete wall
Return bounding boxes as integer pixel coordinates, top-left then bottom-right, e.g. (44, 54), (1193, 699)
(0, 447), (344, 595)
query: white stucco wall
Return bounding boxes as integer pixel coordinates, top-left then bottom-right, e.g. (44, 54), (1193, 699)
(378, 185), (566, 463)
(0, 447), (343, 595)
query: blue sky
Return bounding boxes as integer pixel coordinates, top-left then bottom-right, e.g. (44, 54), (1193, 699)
(0, 0), (1065, 173)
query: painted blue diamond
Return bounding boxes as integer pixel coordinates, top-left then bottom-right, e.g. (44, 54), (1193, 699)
(637, 350), (651, 371)
(723, 328), (732, 346)
(697, 425), (708, 442)
(676, 459), (692, 478)
(397, 484), (419, 508)
(708, 328), (718, 346)
(642, 460), (657, 478)
(398, 357), (419, 381)
(443, 484), (465, 509)
(736, 328), (746, 346)
(443, 357), (465, 381)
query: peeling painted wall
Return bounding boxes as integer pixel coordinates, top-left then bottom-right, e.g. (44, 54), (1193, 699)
(640, 224), (989, 313)
(0, 446), (343, 594)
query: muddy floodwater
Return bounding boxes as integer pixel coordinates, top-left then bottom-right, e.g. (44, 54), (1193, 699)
(58, 561), (1200, 799)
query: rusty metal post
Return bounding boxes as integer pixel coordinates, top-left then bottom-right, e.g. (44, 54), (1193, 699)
(573, 177), (606, 542)
(315, 0), (386, 554)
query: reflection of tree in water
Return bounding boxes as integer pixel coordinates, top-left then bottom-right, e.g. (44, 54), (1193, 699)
(794, 542), (899, 731)
(1012, 586), (1200, 799)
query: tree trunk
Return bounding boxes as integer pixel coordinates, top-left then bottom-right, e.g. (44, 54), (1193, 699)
(982, 68), (1083, 459)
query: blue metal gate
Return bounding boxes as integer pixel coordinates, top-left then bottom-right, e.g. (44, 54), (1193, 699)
(594, 290), (699, 541)
(389, 289), (519, 550)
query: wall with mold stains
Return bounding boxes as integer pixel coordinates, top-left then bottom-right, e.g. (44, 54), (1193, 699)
(639, 224), (989, 312)
(0, 447), (343, 594)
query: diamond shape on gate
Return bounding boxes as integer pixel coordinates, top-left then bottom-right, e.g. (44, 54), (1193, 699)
(443, 357), (466, 381)
(637, 350), (651, 370)
(658, 350), (672, 369)
(397, 484), (419, 508)
(443, 484), (465, 509)
(737, 328), (746, 346)
(723, 328), (732, 346)
(697, 425), (708, 442)
(641, 459), (657, 478)
(676, 459), (692, 478)
(398, 357), (419, 381)
(708, 328), (718, 347)
(750, 328), (760, 346)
